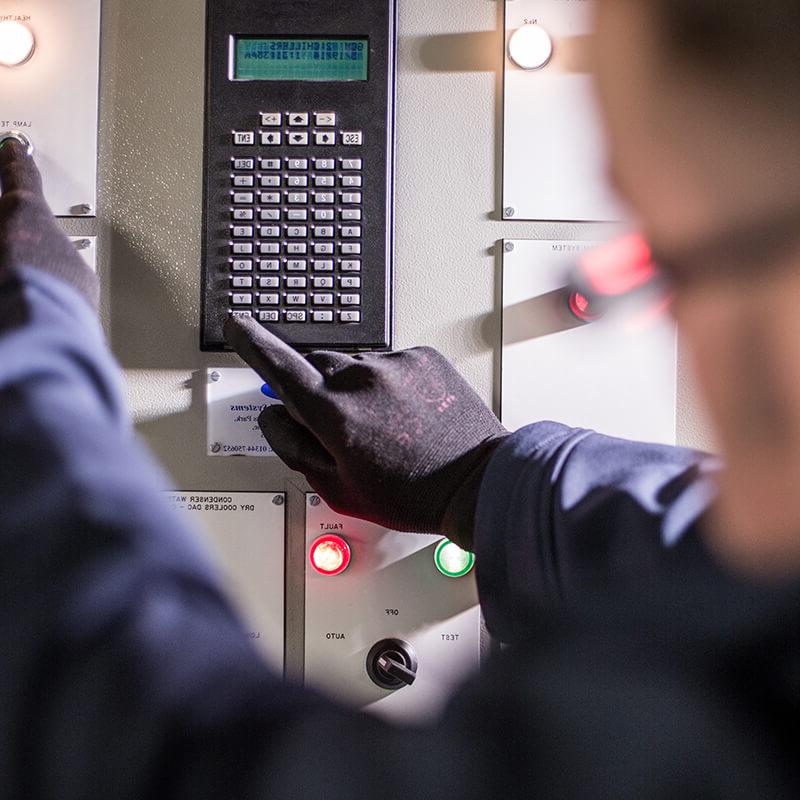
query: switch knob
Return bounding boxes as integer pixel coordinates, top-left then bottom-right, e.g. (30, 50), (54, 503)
(0, 20), (35, 68)
(508, 24), (553, 70)
(0, 131), (34, 156)
(366, 638), (418, 690)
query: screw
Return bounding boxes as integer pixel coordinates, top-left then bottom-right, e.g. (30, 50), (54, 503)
(309, 495), (321, 507)
(210, 371), (221, 382)
(272, 495), (285, 506)
(211, 442), (222, 454)
(504, 242), (515, 253)
(504, 206), (515, 218)
(73, 238), (92, 251)
(74, 203), (93, 216)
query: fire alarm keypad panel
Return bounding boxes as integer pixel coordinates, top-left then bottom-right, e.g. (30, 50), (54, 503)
(202, 0), (396, 351)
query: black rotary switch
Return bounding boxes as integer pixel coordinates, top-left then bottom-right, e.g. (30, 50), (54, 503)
(366, 638), (418, 690)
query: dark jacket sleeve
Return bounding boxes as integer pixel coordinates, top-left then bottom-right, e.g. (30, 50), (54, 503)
(473, 421), (723, 642)
(1, 269), (793, 799)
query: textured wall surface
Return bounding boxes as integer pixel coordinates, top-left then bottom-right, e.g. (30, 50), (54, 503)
(60, 0), (716, 670)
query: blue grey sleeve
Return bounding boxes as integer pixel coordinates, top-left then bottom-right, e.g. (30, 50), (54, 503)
(473, 422), (722, 642)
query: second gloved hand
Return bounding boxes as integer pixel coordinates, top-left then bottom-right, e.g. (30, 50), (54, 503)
(225, 317), (507, 550)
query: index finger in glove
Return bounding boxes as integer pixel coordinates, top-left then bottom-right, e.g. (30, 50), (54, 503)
(0, 140), (44, 198)
(224, 315), (323, 403)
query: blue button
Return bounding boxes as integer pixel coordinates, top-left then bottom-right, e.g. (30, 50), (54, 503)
(261, 383), (280, 400)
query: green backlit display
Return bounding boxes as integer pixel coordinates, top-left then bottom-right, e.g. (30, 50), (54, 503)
(234, 38), (368, 81)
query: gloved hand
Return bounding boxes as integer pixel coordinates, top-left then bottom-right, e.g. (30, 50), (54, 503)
(225, 316), (507, 551)
(0, 140), (99, 309)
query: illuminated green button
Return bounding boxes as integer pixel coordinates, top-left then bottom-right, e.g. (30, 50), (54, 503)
(434, 539), (475, 578)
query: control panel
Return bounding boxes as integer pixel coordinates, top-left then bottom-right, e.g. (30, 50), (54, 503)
(0, 0), (101, 216)
(201, 0), (396, 351)
(166, 492), (286, 671)
(304, 496), (480, 723)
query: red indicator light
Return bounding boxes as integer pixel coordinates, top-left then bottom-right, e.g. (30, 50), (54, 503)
(568, 290), (602, 323)
(309, 534), (351, 576)
(578, 234), (656, 298)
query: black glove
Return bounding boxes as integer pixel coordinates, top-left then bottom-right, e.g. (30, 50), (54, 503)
(0, 140), (99, 309)
(225, 317), (507, 550)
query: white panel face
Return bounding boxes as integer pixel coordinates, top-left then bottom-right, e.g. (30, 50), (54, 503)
(69, 236), (96, 272)
(166, 492), (285, 671)
(206, 368), (281, 457)
(503, 0), (625, 222)
(0, 0), (101, 216)
(502, 240), (676, 444)
(304, 497), (480, 723)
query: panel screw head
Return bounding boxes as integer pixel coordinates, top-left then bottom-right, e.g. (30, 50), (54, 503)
(504, 207), (515, 218)
(272, 495), (285, 506)
(73, 203), (93, 216)
(309, 495), (321, 507)
(504, 242), (515, 253)
(210, 442), (222, 454)
(210, 371), (221, 382)
(73, 238), (92, 251)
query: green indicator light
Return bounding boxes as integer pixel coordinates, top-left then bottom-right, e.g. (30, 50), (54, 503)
(434, 539), (475, 578)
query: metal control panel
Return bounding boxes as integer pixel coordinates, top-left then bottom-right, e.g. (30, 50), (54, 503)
(166, 492), (286, 671)
(201, 0), (396, 351)
(0, 0), (101, 217)
(304, 496), (480, 723)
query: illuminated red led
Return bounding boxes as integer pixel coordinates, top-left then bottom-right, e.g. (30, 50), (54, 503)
(309, 534), (351, 576)
(568, 290), (602, 323)
(578, 234), (656, 298)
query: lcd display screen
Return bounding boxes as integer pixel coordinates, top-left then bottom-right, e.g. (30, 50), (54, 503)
(233, 37), (369, 81)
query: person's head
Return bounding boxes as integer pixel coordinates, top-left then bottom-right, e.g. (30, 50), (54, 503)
(591, 0), (800, 577)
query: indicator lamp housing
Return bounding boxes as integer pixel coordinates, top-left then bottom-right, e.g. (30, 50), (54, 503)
(309, 534), (351, 576)
(434, 539), (475, 578)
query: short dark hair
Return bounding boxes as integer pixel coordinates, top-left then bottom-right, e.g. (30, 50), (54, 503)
(655, 1), (800, 108)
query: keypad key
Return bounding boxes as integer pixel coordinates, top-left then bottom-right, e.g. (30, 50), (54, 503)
(312, 293), (334, 306)
(341, 192), (362, 204)
(231, 259), (253, 271)
(232, 276), (253, 288)
(233, 158), (255, 170)
(285, 310), (307, 322)
(341, 294), (361, 306)
(259, 175), (281, 188)
(231, 310), (253, 319)
(259, 209), (281, 221)
(341, 131), (364, 146)
(231, 242), (253, 254)
(314, 158), (335, 170)
(286, 242), (308, 254)
(314, 226), (335, 238)
(259, 276), (280, 289)
(340, 243), (362, 255)
(259, 242), (280, 254)
(260, 158), (281, 170)
(288, 131), (310, 146)
(313, 276), (334, 289)
(340, 208), (362, 221)
(314, 260), (334, 272)
(314, 112), (336, 127)
(340, 175), (362, 188)
(313, 192), (335, 204)
(231, 293), (253, 305)
(233, 131), (255, 146)
(232, 226), (254, 238)
(258, 293), (280, 305)
(286, 294), (307, 305)
(287, 175), (309, 187)
(258, 310), (280, 323)
(341, 158), (362, 170)
(259, 192), (281, 204)
(233, 175), (255, 187)
(288, 112), (310, 126)
(287, 158), (309, 170)
(259, 226), (280, 238)
(314, 209), (335, 221)
(314, 175), (335, 188)
(261, 131), (282, 146)
(287, 225), (308, 238)
(260, 112), (282, 127)
(314, 243), (334, 255)
(232, 208), (254, 221)
(315, 131), (336, 146)
(286, 276), (308, 289)
(287, 192), (308, 205)
(232, 192), (254, 204)
(340, 276), (361, 289)
(286, 259), (308, 271)
(342, 226), (362, 238)
(340, 310), (361, 323)
(287, 209), (308, 221)
(313, 311), (334, 323)
(259, 259), (280, 271)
